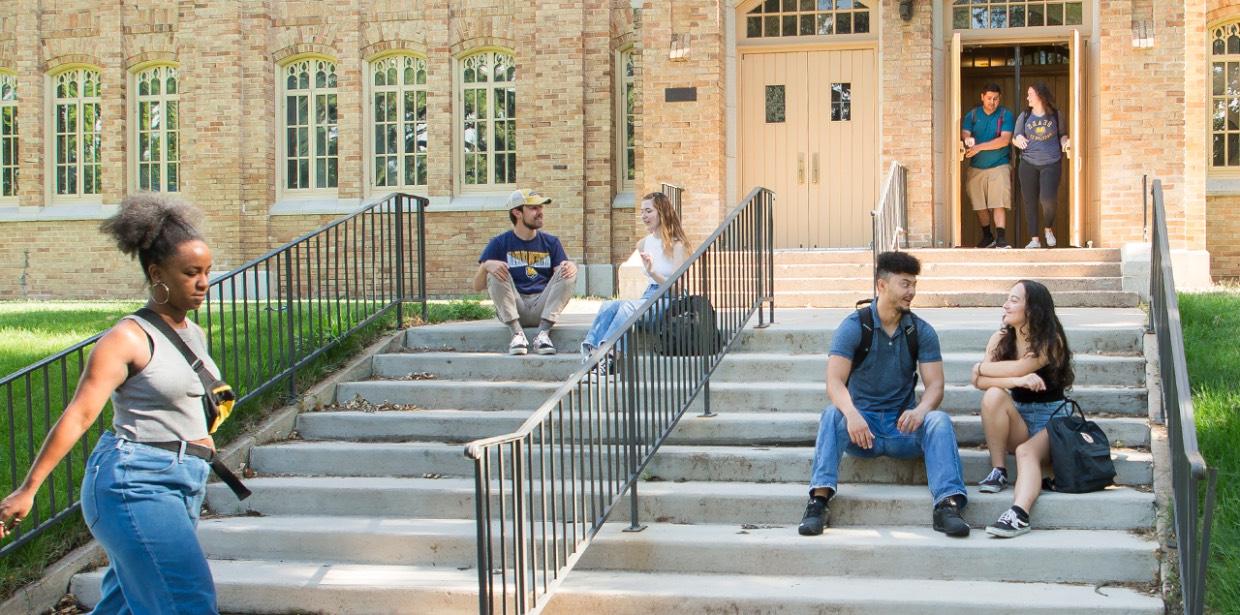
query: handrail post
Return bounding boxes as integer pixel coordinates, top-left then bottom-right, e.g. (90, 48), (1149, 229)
(622, 340), (645, 533)
(283, 249), (297, 399)
(417, 196), (429, 323)
(756, 189), (768, 329)
(394, 195), (405, 327)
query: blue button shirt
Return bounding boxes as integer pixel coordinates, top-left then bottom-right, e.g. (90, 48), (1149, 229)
(829, 303), (943, 413)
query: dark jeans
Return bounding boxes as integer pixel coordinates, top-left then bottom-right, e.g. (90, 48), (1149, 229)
(1018, 159), (1062, 236)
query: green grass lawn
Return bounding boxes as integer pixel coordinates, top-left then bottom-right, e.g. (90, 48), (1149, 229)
(0, 298), (493, 602)
(1179, 291), (1240, 614)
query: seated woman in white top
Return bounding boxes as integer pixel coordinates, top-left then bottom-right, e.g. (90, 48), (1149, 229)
(580, 191), (688, 375)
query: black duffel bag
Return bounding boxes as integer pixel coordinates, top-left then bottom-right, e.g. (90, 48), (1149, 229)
(1046, 398), (1116, 493)
(653, 294), (721, 357)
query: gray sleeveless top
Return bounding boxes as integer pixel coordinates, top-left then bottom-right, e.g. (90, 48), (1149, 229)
(110, 315), (219, 442)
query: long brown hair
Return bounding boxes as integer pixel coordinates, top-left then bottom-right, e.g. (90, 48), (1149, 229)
(1027, 81), (1058, 117)
(642, 191), (688, 256)
(990, 280), (1074, 391)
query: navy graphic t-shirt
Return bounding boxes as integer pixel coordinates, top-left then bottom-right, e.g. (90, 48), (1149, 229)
(479, 230), (567, 295)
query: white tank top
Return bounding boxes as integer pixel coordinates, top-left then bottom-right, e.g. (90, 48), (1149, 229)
(643, 234), (685, 283)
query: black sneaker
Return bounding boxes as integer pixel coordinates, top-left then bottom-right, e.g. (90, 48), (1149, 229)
(932, 497), (970, 537)
(993, 238), (1012, 249)
(978, 467), (1008, 494)
(976, 235), (995, 249)
(798, 497), (830, 536)
(986, 507), (1031, 538)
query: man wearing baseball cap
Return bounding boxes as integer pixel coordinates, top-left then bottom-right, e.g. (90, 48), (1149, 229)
(473, 189), (577, 355)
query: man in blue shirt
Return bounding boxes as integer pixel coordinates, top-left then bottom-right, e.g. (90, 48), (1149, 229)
(961, 83), (1015, 248)
(798, 251), (970, 537)
(474, 189), (577, 355)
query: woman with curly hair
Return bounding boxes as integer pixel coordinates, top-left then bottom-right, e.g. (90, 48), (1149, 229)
(0, 194), (221, 613)
(971, 279), (1075, 538)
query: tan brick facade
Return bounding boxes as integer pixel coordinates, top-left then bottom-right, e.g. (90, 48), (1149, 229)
(0, 0), (1235, 299)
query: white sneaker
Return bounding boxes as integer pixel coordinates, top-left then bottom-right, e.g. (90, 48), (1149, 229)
(1024, 237), (1042, 249)
(508, 331), (529, 355)
(533, 331), (556, 355)
(1045, 229), (1057, 247)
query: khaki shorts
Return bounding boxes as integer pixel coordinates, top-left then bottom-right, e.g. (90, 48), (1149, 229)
(966, 165), (1012, 211)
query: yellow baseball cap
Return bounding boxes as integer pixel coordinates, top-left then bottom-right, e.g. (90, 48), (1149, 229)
(507, 189), (552, 209)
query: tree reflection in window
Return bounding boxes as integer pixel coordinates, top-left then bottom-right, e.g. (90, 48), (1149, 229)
(1212, 23), (1240, 167)
(765, 85), (785, 123)
(952, 1), (1083, 30)
(831, 83), (850, 122)
(745, 0), (871, 38)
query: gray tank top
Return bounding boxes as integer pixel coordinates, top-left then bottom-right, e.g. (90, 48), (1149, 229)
(110, 315), (219, 442)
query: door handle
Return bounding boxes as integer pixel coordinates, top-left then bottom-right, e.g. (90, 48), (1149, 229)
(812, 153), (820, 184)
(798, 154), (805, 185)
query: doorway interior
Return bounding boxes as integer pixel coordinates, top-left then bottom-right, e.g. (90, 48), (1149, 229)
(958, 43), (1073, 249)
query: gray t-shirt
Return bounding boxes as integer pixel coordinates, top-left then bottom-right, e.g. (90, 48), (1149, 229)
(1014, 110), (1067, 166)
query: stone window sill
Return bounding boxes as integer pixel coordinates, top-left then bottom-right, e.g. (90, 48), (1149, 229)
(1207, 177), (1240, 197)
(612, 191), (636, 209)
(0, 203), (116, 222)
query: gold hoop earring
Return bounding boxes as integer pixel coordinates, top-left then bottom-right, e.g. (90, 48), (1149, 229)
(152, 282), (171, 305)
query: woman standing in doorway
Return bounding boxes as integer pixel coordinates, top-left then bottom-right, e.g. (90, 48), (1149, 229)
(1013, 82), (1070, 249)
(580, 191), (688, 376)
(0, 195), (222, 614)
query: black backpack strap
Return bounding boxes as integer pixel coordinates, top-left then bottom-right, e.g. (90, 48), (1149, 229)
(848, 300), (875, 386)
(131, 308), (251, 501)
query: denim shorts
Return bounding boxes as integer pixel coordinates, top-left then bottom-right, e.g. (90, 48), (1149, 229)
(1016, 399), (1067, 436)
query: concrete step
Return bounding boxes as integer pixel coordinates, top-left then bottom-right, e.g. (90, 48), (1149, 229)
(333, 379), (1149, 416)
(775, 261), (1123, 278)
(576, 523), (1157, 584)
(371, 351), (1146, 387)
(206, 478), (1155, 531)
(547, 571), (1162, 615)
(772, 248), (1122, 264)
(72, 560), (480, 615)
(404, 308), (1147, 355)
(294, 409), (1152, 448)
(773, 276), (1124, 293)
(248, 441), (1152, 487)
(189, 516), (1155, 585)
(71, 562), (1162, 615)
(775, 290), (1141, 309)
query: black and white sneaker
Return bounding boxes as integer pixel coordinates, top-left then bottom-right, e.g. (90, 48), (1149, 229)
(532, 331), (556, 355)
(978, 467), (1009, 494)
(986, 507), (1031, 538)
(798, 496), (830, 536)
(588, 354), (616, 380)
(508, 331), (529, 355)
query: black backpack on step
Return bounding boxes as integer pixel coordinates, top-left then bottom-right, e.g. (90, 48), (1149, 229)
(654, 295), (722, 356)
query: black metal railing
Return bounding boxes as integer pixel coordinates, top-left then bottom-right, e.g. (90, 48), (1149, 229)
(464, 187), (775, 615)
(1147, 179), (1218, 615)
(660, 182), (683, 219)
(870, 161), (908, 295)
(0, 192), (429, 558)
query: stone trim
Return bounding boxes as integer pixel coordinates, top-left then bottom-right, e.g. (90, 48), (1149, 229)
(450, 37), (516, 59)
(272, 43), (338, 65)
(361, 40), (429, 61)
(43, 54), (101, 74)
(125, 51), (178, 71)
(611, 31), (636, 51)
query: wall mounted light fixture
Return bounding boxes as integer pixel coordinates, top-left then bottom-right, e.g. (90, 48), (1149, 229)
(899, 0), (914, 22)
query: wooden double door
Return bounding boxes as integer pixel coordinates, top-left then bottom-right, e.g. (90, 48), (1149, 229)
(740, 48), (878, 249)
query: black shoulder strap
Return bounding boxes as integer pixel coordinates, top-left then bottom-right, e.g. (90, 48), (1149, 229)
(903, 313), (919, 368)
(851, 299), (875, 372)
(134, 308), (205, 373)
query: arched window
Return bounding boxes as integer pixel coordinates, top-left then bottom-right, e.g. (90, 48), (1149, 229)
(618, 47), (636, 188)
(1212, 23), (1240, 168)
(460, 50), (516, 188)
(52, 67), (102, 197)
(744, 0), (872, 38)
(282, 57), (338, 191)
(133, 64), (180, 192)
(371, 54), (428, 190)
(0, 72), (16, 199)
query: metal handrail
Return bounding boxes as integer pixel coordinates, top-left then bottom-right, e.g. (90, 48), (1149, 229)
(0, 192), (429, 558)
(870, 162), (908, 295)
(660, 182), (683, 219)
(464, 186), (775, 615)
(1147, 179), (1218, 615)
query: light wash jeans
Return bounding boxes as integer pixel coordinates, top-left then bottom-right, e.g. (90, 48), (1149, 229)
(808, 407), (968, 507)
(1015, 398), (1067, 437)
(81, 431), (217, 615)
(580, 283), (663, 355)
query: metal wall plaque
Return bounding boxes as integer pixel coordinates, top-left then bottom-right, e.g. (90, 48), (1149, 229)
(664, 87), (697, 102)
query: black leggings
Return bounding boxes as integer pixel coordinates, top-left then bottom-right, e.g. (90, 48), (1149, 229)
(1018, 159), (1061, 236)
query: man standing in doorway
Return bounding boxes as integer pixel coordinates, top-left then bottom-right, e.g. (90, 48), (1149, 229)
(961, 83), (1015, 248)
(474, 189), (577, 355)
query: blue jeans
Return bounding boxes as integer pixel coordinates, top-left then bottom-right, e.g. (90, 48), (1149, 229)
(808, 407), (968, 507)
(1016, 399), (1066, 437)
(81, 431), (216, 615)
(581, 283), (663, 354)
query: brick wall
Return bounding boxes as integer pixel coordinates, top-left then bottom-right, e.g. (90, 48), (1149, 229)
(880, 0), (935, 246)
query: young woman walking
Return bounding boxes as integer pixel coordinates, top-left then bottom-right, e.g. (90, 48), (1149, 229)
(1013, 82), (1070, 249)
